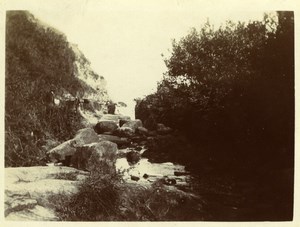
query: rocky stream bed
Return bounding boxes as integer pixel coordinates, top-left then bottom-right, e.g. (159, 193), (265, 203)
(5, 112), (288, 221)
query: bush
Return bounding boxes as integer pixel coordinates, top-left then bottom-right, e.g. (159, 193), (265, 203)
(50, 176), (204, 221)
(48, 160), (122, 221)
(48, 156), (205, 221)
(120, 181), (204, 221)
(136, 12), (294, 171)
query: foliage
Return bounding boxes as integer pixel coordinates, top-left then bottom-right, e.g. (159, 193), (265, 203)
(120, 181), (204, 221)
(5, 11), (95, 167)
(49, 170), (204, 221)
(50, 171), (122, 221)
(136, 12), (294, 170)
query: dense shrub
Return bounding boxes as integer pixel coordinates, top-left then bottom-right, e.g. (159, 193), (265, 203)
(120, 181), (204, 221)
(135, 13), (294, 220)
(49, 170), (204, 221)
(136, 12), (294, 170)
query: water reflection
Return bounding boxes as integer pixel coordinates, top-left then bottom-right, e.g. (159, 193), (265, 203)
(116, 157), (190, 187)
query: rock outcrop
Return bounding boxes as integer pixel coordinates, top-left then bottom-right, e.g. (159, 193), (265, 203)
(5, 166), (88, 221)
(47, 128), (100, 162)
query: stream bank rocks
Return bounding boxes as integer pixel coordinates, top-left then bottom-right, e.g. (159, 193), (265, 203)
(5, 166), (88, 221)
(94, 121), (118, 134)
(6, 114), (191, 221)
(46, 115), (189, 187)
(70, 141), (118, 172)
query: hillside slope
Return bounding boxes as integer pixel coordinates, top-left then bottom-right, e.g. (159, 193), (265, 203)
(5, 11), (109, 167)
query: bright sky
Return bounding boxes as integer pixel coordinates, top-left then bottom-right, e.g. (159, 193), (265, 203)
(3, 0), (284, 114)
(27, 2), (270, 103)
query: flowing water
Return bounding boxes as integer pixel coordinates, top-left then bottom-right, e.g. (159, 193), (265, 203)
(116, 147), (191, 189)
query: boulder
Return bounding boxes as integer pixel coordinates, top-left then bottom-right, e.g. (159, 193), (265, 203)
(136, 126), (149, 136)
(102, 131), (114, 135)
(118, 115), (131, 121)
(98, 134), (130, 146)
(100, 114), (120, 122)
(131, 136), (145, 143)
(71, 141), (118, 172)
(130, 175), (140, 181)
(174, 171), (190, 176)
(116, 127), (135, 137)
(121, 119), (143, 133)
(94, 121), (119, 134)
(47, 139), (76, 162)
(73, 128), (100, 146)
(163, 177), (177, 185)
(47, 128), (101, 163)
(126, 151), (141, 165)
(119, 119), (130, 127)
(100, 114), (131, 123)
(128, 169), (141, 180)
(6, 205), (57, 221)
(148, 131), (158, 136)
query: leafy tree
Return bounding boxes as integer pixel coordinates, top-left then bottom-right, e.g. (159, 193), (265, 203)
(136, 12), (294, 169)
(136, 13), (294, 220)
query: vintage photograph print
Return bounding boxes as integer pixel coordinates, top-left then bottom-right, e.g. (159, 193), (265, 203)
(4, 1), (295, 222)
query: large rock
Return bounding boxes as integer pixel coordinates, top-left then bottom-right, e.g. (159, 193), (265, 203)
(100, 114), (131, 123)
(136, 126), (149, 136)
(98, 134), (130, 146)
(115, 126), (135, 137)
(126, 151), (141, 165)
(100, 114), (120, 122)
(118, 115), (131, 127)
(47, 128), (100, 162)
(119, 119), (130, 127)
(70, 141), (118, 172)
(94, 121), (119, 134)
(121, 119), (143, 133)
(73, 128), (100, 146)
(5, 166), (88, 221)
(47, 139), (76, 162)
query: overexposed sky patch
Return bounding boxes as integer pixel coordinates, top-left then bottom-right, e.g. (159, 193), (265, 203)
(3, 0), (279, 104)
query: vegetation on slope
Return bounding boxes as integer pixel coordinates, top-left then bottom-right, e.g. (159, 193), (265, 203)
(5, 11), (106, 167)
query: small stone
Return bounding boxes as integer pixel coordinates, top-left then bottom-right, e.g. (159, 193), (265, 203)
(131, 176), (140, 181)
(164, 177), (177, 185)
(126, 151), (141, 165)
(174, 171), (189, 176)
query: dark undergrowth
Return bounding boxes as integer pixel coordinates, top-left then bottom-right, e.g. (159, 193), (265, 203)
(48, 160), (205, 221)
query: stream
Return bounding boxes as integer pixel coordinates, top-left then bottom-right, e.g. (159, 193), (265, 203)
(116, 147), (191, 189)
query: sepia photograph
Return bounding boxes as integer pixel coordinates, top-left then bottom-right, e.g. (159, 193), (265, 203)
(1, 0), (298, 225)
